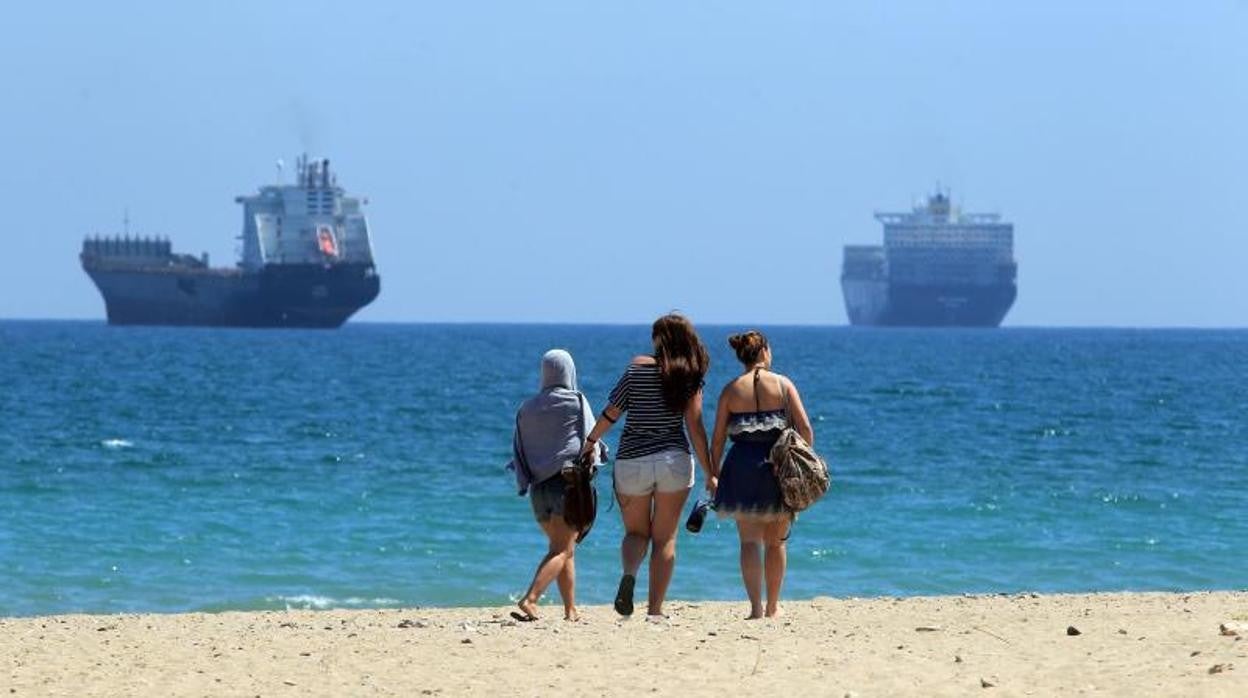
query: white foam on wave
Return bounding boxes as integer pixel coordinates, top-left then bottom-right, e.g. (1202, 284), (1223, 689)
(101, 439), (134, 449)
(269, 594), (402, 610)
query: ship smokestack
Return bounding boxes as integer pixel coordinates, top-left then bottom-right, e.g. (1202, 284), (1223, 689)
(322, 159), (330, 188)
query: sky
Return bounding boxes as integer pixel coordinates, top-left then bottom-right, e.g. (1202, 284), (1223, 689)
(1, 1), (1245, 326)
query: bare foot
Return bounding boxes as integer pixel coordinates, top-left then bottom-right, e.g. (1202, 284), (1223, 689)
(745, 607), (764, 620)
(514, 598), (539, 621)
(564, 608), (580, 622)
(765, 605), (783, 619)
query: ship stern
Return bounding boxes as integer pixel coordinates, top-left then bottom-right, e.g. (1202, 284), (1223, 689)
(257, 263), (380, 328)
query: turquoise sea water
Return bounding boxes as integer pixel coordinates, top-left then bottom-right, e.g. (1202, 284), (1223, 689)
(1, 321), (1245, 617)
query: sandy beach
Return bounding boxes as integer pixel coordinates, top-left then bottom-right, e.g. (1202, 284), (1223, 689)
(3, 592), (1245, 696)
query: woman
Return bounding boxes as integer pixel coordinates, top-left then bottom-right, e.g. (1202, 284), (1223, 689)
(508, 349), (605, 622)
(710, 330), (814, 619)
(579, 313), (714, 619)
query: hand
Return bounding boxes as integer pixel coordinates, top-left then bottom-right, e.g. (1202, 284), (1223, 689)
(578, 439), (597, 465)
(705, 475), (718, 497)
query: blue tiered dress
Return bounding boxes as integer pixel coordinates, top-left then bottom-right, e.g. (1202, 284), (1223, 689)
(713, 409), (790, 521)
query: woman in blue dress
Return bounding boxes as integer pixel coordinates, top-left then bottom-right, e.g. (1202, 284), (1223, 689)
(710, 330), (815, 619)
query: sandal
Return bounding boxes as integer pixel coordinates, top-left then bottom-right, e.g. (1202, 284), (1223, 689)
(510, 610), (538, 623)
(614, 574), (636, 617)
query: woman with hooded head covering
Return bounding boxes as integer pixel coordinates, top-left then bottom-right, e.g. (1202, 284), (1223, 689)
(507, 349), (605, 622)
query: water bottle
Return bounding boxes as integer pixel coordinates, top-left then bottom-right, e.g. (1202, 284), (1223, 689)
(685, 499), (712, 533)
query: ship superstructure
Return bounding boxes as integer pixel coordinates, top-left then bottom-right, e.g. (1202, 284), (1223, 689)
(841, 191), (1016, 326)
(81, 156), (380, 328)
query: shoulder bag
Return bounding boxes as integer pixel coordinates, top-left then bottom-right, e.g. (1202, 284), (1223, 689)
(562, 392), (598, 542)
(765, 371), (830, 512)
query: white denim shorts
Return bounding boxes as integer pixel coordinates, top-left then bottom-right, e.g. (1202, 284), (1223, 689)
(613, 449), (695, 496)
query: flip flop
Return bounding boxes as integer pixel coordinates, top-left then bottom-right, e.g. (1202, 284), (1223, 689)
(510, 610), (538, 623)
(614, 574), (636, 617)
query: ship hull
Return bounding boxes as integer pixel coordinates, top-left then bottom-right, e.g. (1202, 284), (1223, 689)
(85, 264), (380, 328)
(841, 280), (1016, 327)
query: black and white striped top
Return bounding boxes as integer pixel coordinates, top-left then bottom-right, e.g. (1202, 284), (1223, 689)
(608, 363), (690, 460)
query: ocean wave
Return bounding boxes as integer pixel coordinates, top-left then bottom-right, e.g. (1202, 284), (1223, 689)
(267, 594), (403, 610)
(100, 438), (134, 449)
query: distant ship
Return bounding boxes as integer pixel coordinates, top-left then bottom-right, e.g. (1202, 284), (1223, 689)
(81, 156), (380, 328)
(841, 191), (1017, 327)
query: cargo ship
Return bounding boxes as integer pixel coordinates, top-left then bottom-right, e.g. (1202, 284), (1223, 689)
(841, 191), (1016, 327)
(81, 156), (380, 328)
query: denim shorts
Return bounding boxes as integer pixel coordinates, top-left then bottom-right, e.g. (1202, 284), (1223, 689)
(529, 475), (566, 523)
(613, 449), (695, 496)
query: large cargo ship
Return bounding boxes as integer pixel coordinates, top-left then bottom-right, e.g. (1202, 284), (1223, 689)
(841, 191), (1016, 327)
(81, 156), (380, 328)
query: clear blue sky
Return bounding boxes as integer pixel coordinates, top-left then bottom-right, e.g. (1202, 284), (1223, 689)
(2, 1), (1245, 326)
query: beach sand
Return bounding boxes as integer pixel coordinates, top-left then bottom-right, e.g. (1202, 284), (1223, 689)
(4, 592), (1246, 696)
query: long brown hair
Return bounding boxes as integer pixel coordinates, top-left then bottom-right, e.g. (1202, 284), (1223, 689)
(651, 313), (710, 412)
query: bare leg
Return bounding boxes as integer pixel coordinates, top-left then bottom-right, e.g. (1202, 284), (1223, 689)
(763, 519), (790, 618)
(618, 493), (652, 576)
(736, 520), (765, 619)
(550, 518), (579, 620)
(519, 518), (578, 619)
(614, 492), (652, 616)
(647, 488), (691, 616)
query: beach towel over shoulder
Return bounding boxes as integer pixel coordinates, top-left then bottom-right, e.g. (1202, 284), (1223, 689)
(507, 388), (601, 495)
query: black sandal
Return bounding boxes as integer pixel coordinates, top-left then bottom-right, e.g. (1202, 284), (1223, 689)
(614, 574), (636, 616)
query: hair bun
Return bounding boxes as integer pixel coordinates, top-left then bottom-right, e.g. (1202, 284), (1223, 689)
(728, 330), (767, 365)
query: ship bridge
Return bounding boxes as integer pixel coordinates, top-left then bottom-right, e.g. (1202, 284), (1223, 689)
(874, 191), (1014, 286)
(236, 155), (376, 271)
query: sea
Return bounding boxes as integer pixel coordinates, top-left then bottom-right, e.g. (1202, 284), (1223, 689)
(1, 321), (1245, 617)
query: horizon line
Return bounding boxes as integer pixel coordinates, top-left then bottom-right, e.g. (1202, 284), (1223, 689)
(2, 317), (1247, 331)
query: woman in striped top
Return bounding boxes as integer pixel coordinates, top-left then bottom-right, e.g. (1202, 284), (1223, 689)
(579, 313), (714, 619)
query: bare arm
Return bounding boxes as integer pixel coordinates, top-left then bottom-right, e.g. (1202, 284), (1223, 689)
(783, 377), (815, 446)
(709, 387), (731, 478)
(578, 393), (609, 465)
(586, 403), (621, 444)
(684, 389), (714, 489)
(579, 403), (622, 461)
